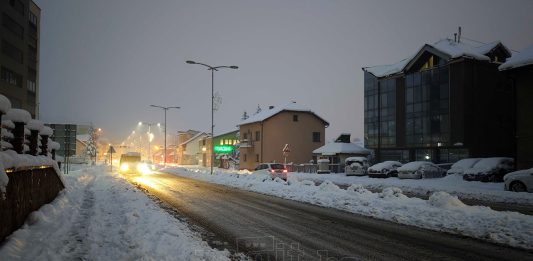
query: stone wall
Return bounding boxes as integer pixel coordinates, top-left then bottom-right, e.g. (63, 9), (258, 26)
(0, 167), (64, 242)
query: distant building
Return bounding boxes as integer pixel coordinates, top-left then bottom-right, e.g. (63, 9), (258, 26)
(0, 0), (40, 118)
(313, 133), (371, 172)
(177, 131), (209, 165)
(362, 38), (515, 163)
(499, 45), (533, 169)
(212, 129), (239, 168)
(46, 124), (90, 158)
(238, 101), (329, 170)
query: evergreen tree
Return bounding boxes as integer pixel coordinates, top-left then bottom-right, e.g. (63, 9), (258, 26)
(85, 126), (97, 164)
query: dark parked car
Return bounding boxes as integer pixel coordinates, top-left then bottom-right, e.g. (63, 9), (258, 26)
(462, 157), (514, 182)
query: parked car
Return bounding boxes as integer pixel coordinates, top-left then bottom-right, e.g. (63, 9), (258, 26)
(462, 157), (514, 182)
(368, 161), (403, 178)
(397, 161), (445, 179)
(119, 152), (142, 174)
(446, 158), (482, 176)
(254, 163), (288, 180)
(504, 168), (533, 192)
(345, 157), (369, 176)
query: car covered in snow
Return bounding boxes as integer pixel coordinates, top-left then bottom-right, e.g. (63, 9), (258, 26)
(367, 161), (403, 178)
(119, 152), (142, 174)
(345, 157), (369, 176)
(254, 163), (288, 180)
(397, 161), (445, 179)
(462, 157), (514, 182)
(446, 158), (482, 176)
(504, 168), (533, 192)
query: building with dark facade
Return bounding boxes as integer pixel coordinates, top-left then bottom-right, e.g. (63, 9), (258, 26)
(0, 0), (40, 118)
(363, 38), (515, 163)
(499, 45), (533, 169)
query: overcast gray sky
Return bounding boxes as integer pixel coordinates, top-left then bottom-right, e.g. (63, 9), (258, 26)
(35, 0), (533, 143)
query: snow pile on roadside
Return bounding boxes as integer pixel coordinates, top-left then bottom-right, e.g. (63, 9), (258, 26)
(0, 166), (231, 261)
(165, 166), (533, 250)
(290, 172), (533, 205)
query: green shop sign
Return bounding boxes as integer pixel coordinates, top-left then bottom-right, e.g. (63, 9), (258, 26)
(214, 145), (234, 153)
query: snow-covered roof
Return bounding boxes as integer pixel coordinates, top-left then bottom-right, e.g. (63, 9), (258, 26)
(364, 39), (509, 78)
(239, 101), (329, 126)
(499, 44), (533, 71)
(313, 142), (371, 156)
(76, 134), (90, 143)
(179, 132), (208, 146)
(5, 109), (32, 124)
(0, 95), (11, 114)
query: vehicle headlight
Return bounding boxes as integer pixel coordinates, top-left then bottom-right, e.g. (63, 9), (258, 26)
(120, 163), (129, 172)
(137, 163), (151, 174)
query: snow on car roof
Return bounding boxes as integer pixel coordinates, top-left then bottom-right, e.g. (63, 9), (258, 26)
(397, 161), (434, 172)
(450, 158), (482, 169)
(369, 161), (402, 171)
(472, 157), (513, 169)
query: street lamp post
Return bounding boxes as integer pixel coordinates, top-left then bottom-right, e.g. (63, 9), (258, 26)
(138, 121), (157, 161)
(150, 105), (180, 167)
(186, 60), (238, 175)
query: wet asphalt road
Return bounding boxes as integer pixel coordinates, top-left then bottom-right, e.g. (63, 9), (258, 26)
(126, 172), (533, 261)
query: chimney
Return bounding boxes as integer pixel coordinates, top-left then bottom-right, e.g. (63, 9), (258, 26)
(454, 33), (457, 42)
(458, 26), (462, 43)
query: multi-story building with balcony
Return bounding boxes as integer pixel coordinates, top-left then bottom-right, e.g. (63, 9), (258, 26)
(238, 101), (328, 170)
(1, 0), (40, 118)
(362, 38), (515, 163)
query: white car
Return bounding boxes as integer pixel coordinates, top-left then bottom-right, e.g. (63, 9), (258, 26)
(345, 157), (369, 176)
(504, 168), (533, 192)
(254, 163), (288, 180)
(446, 158), (482, 176)
(368, 161), (403, 178)
(397, 161), (445, 179)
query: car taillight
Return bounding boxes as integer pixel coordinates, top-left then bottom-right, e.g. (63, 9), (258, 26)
(283, 169), (288, 173)
(271, 170), (276, 173)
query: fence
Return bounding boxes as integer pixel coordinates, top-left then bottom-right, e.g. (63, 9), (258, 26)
(285, 163), (345, 173)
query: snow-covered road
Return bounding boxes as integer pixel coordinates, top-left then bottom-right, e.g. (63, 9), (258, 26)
(0, 166), (231, 261)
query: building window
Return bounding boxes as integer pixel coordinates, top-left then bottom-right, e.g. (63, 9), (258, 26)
(1, 67), (22, 87)
(27, 80), (36, 93)
(255, 131), (260, 141)
(293, 115), (298, 122)
(29, 11), (38, 26)
(256, 154), (259, 162)
(2, 40), (23, 63)
(405, 67), (449, 147)
(243, 154), (247, 162)
(364, 72), (396, 148)
(2, 13), (24, 39)
(243, 133), (248, 140)
(312, 132), (321, 142)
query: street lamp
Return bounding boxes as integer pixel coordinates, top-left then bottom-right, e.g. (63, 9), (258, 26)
(138, 121), (158, 161)
(186, 60), (238, 175)
(150, 105), (180, 166)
